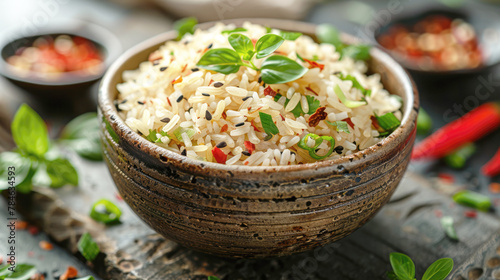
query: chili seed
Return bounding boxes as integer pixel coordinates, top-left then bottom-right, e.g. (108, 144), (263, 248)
(235, 122), (245, 127)
(216, 142), (227, 148)
(160, 117), (171, 123)
(181, 149), (187, 156)
(160, 66), (168, 71)
(207, 43), (213, 49)
(242, 96), (252, 101)
(137, 101), (145, 105)
(202, 93), (210, 97)
(176, 95), (184, 103)
(214, 82), (224, 88)
(191, 68), (199, 72)
(205, 110), (212, 121)
(242, 151), (251, 156)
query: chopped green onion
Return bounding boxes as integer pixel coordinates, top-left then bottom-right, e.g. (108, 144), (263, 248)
(440, 216), (459, 241)
(334, 85), (367, 108)
(444, 143), (476, 169)
(90, 199), (122, 224)
(221, 27), (247, 34)
(453, 190), (491, 212)
(77, 232), (100, 261)
(173, 127), (195, 142)
(417, 107), (433, 135)
(259, 112), (279, 137)
(339, 74), (371, 97)
(326, 120), (350, 134)
(376, 112), (401, 132)
(297, 133), (335, 160)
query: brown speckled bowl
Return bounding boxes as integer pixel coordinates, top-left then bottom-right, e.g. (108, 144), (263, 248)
(98, 19), (418, 258)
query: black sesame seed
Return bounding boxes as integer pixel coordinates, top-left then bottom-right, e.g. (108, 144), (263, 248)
(181, 149), (187, 156)
(216, 142), (227, 148)
(202, 93), (210, 97)
(334, 146), (344, 155)
(184, 41), (190, 45)
(176, 95), (184, 103)
(242, 151), (251, 156)
(258, 76), (262, 83)
(160, 66), (168, 71)
(235, 122), (245, 127)
(137, 101), (145, 105)
(263, 82), (266, 88)
(353, 141), (357, 145)
(207, 43), (213, 49)
(120, 99), (128, 104)
(160, 117), (171, 123)
(291, 151), (296, 156)
(205, 110), (212, 121)
(242, 96), (252, 101)
(191, 68), (199, 72)
(214, 82), (223, 88)
(114, 100), (122, 112)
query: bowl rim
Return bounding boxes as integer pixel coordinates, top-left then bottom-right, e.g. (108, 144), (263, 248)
(99, 18), (418, 173)
(0, 18), (122, 86)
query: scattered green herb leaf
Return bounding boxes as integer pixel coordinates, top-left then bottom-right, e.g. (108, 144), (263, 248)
(78, 232), (100, 261)
(280, 31), (302, 41)
(417, 107), (433, 135)
(197, 48), (243, 74)
(0, 152), (32, 190)
(389, 252), (416, 280)
(339, 74), (371, 96)
(228, 33), (255, 61)
(255, 34), (285, 59)
(316, 24), (343, 50)
(440, 216), (458, 241)
(341, 44), (371, 61)
(90, 199), (122, 224)
(422, 258), (454, 280)
(45, 158), (79, 188)
(260, 55), (308, 84)
(12, 104), (49, 157)
(326, 120), (350, 134)
(60, 112), (102, 161)
(259, 112), (279, 137)
(174, 17), (197, 40)
(453, 190), (491, 212)
(221, 27), (247, 34)
(0, 263), (36, 280)
(444, 143), (476, 169)
(334, 85), (367, 108)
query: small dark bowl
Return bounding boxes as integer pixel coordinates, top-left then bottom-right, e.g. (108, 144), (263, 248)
(98, 19), (419, 258)
(373, 5), (500, 79)
(0, 19), (121, 98)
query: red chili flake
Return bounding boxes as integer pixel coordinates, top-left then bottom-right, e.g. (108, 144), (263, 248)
(115, 193), (123, 201)
(370, 116), (384, 132)
(222, 111), (227, 119)
(212, 146), (227, 164)
(244, 141), (255, 155)
(251, 38), (257, 46)
(220, 124), (228, 133)
(39, 241), (53, 251)
(342, 118), (355, 128)
(464, 210), (477, 218)
(209, 79), (214, 85)
(148, 51), (162, 62)
(438, 172), (455, 184)
(305, 85), (319, 96)
(172, 76), (183, 84)
(249, 106), (263, 114)
(167, 97), (172, 107)
(250, 121), (261, 132)
(60, 266), (78, 280)
(434, 209), (443, 218)
(489, 182), (500, 194)
(307, 107), (327, 127)
(244, 161), (249, 165)
(15, 221), (28, 230)
(280, 114), (285, 121)
(28, 226), (39, 235)
(263, 86), (277, 97)
(181, 64), (188, 73)
(304, 58), (325, 70)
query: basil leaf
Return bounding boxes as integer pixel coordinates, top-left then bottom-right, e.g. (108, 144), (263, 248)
(341, 44), (371, 61)
(334, 85), (367, 108)
(78, 232), (100, 261)
(265, 26), (272, 33)
(0, 152), (31, 190)
(339, 74), (371, 97)
(440, 216), (458, 241)
(386, 271), (399, 280)
(45, 158), (79, 187)
(316, 24), (344, 49)
(90, 199), (122, 224)
(259, 112), (279, 137)
(327, 121), (350, 134)
(422, 258), (454, 280)
(255, 34), (284, 59)
(280, 31), (302, 41)
(174, 17), (197, 40)
(261, 55), (308, 84)
(221, 27), (247, 34)
(60, 112), (102, 161)
(290, 95), (320, 117)
(0, 264), (11, 277)
(5, 264), (36, 280)
(376, 112), (401, 132)
(12, 104), (49, 157)
(197, 48), (243, 74)
(389, 252), (416, 280)
(228, 33), (255, 61)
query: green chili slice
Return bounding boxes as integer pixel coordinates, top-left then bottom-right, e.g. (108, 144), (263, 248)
(452, 190), (491, 212)
(297, 133), (335, 160)
(90, 199), (122, 224)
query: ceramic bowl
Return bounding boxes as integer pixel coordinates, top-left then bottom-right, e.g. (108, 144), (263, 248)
(98, 19), (418, 258)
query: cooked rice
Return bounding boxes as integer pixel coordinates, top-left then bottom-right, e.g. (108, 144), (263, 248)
(116, 22), (402, 166)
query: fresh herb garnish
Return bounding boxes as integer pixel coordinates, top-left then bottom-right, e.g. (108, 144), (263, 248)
(174, 17), (197, 40)
(440, 216), (458, 241)
(197, 33), (307, 84)
(375, 112), (401, 133)
(0, 104), (79, 193)
(280, 31), (302, 41)
(90, 199), (122, 224)
(274, 93), (320, 118)
(221, 27), (247, 34)
(326, 120), (350, 134)
(258, 112), (279, 138)
(173, 127), (195, 142)
(453, 190), (491, 212)
(316, 24), (371, 61)
(145, 129), (169, 143)
(297, 133), (335, 160)
(334, 85), (367, 108)
(0, 263), (36, 280)
(388, 252), (453, 280)
(77, 232), (100, 261)
(339, 74), (371, 97)
(60, 112), (103, 161)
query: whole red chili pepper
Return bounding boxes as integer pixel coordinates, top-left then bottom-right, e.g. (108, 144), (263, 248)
(482, 147), (500, 177)
(412, 102), (500, 160)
